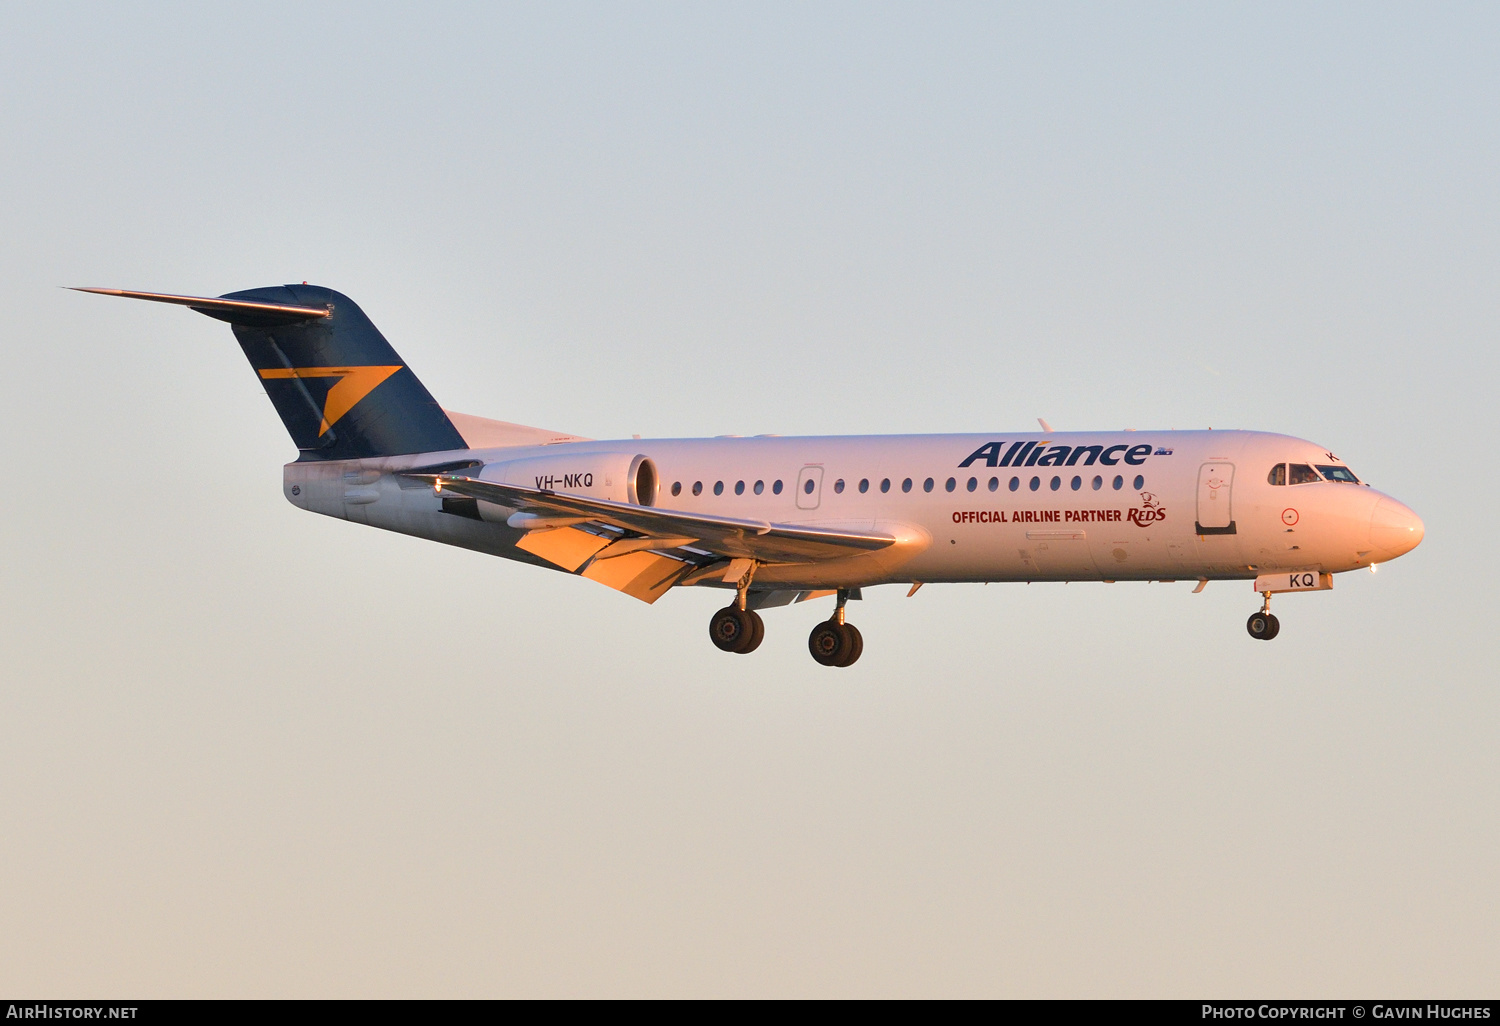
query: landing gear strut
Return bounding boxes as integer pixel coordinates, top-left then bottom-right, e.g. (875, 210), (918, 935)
(809, 588), (863, 667)
(709, 560), (764, 654)
(1246, 592), (1281, 641)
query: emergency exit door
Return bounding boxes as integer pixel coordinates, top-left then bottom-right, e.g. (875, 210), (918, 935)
(1196, 462), (1236, 534)
(796, 465), (823, 510)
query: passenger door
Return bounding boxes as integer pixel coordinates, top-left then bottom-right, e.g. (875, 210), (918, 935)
(1196, 462), (1236, 534)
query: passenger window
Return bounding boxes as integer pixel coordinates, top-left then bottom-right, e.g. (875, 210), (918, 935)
(859, 478), (869, 493)
(1029, 476), (1040, 491)
(671, 481), (682, 497)
(1112, 476), (1123, 490)
(1288, 463), (1320, 485)
(1317, 465), (1360, 483)
(1070, 475), (1081, 491)
(803, 478), (815, 494)
(1009, 477), (1019, 492)
(923, 478), (934, 492)
(1092, 475), (1102, 490)
(946, 477), (957, 492)
(1267, 463), (1286, 486)
(967, 477), (977, 492)
(734, 481), (745, 495)
(692, 481), (703, 496)
(834, 479), (845, 494)
(881, 478), (891, 493)
(1133, 475), (1144, 490)
(902, 478), (913, 493)
(988, 477), (999, 491)
(754, 480), (764, 495)
(714, 481), (724, 495)
(1049, 476), (1061, 491)
(773, 480), (783, 495)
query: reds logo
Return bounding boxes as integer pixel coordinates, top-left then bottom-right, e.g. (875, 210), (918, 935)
(1127, 491), (1166, 527)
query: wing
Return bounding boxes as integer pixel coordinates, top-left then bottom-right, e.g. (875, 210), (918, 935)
(411, 474), (894, 564)
(406, 473), (896, 604)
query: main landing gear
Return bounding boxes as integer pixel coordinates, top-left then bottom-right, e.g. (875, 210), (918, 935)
(709, 560), (764, 654)
(808, 588), (863, 668)
(707, 575), (864, 666)
(1247, 592), (1281, 641)
(710, 604), (764, 654)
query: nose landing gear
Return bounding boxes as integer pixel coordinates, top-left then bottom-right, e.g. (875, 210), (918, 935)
(1247, 592), (1281, 641)
(808, 588), (863, 667)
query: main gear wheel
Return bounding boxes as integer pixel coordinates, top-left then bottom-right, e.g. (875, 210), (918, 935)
(809, 620), (862, 666)
(710, 605), (764, 653)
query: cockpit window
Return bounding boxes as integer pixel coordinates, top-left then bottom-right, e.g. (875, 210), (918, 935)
(1317, 465), (1360, 483)
(1267, 464), (1286, 486)
(1288, 463), (1321, 485)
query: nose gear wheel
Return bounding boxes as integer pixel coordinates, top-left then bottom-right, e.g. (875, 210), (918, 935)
(1246, 611), (1280, 640)
(1247, 590), (1281, 641)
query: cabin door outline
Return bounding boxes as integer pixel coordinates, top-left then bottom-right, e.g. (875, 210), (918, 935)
(1195, 462), (1236, 535)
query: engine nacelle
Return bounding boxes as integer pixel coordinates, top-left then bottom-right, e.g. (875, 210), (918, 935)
(471, 452), (658, 522)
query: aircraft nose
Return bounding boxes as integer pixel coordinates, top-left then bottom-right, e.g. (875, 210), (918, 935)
(1370, 496), (1424, 561)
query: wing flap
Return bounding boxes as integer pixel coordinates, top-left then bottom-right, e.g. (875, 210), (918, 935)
(514, 526), (612, 572)
(592, 536), (700, 560)
(581, 550), (691, 604)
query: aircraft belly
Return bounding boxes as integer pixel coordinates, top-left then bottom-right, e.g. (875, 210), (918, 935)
(920, 512), (1191, 582)
(905, 525), (1097, 582)
(1024, 535), (1101, 579)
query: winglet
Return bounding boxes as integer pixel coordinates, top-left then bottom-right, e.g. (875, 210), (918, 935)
(70, 287), (330, 326)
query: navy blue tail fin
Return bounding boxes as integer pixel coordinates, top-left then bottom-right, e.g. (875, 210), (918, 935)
(221, 284), (465, 460)
(77, 283), (468, 460)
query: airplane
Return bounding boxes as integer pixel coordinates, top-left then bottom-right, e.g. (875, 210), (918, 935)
(76, 283), (1425, 666)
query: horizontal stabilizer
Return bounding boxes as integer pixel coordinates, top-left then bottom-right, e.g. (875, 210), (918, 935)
(71, 287), (331, 326)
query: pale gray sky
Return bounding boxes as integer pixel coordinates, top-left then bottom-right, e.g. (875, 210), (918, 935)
(1, 2), (1495, 997)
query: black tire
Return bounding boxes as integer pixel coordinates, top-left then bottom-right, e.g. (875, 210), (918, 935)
(1247, 612), (1276, 640)
(710, 606), (753, 652)
(809, 620), (852, 666)
(737, 609), (765, 654)
(836, 623), (863, 667)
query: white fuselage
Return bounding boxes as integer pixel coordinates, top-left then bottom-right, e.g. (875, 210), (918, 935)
(282, 429), (1424, 592)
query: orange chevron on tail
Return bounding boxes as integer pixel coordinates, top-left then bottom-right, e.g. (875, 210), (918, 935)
(258, 365), (402, 435)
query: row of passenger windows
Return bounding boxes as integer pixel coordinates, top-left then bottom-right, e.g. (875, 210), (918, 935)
(668, 474), (1148, 498)
(1267, 463), (1360, 486)
(672, 479), (787, 497)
